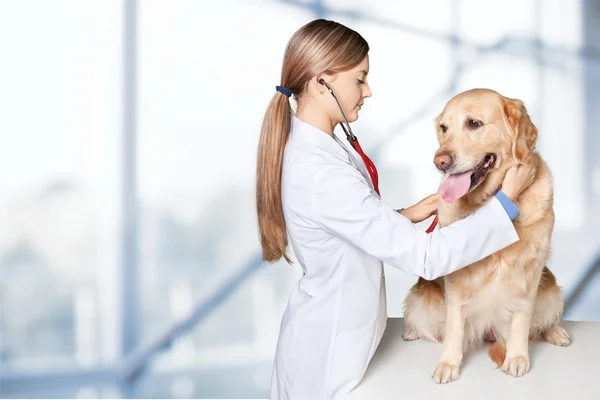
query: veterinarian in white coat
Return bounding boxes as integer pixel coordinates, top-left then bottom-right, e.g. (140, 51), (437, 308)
(255, 19), (536, 400)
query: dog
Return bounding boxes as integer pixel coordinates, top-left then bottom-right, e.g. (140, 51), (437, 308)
(402, 88), (572, 384)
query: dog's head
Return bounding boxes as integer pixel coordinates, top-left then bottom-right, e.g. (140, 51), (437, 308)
(433, 88), (537, 204)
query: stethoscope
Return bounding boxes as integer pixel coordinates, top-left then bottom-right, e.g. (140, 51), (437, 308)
(318, 78), (380, 196)
(318, 78), (439, 233)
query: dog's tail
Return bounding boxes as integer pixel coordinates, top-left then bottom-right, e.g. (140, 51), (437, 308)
(488, 342), (506, 368)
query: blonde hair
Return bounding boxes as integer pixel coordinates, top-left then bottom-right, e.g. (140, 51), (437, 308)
(256, 19), (369, 263)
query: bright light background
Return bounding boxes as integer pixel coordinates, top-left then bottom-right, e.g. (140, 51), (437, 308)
(1, 0), (599, 398)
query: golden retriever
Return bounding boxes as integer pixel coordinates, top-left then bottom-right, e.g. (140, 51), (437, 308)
(402, 88), (571, 384)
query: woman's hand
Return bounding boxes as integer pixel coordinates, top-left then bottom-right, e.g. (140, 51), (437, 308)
(399, 194), (438, 224)
(501, 161), (537, 201)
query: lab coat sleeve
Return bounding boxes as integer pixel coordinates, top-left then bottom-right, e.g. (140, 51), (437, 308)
(311, 163), (520, 280)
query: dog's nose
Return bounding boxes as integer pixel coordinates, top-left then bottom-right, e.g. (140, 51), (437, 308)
(434, 153), (453, 171)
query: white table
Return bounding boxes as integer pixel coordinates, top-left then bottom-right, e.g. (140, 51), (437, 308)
(348, 318), (599, 399)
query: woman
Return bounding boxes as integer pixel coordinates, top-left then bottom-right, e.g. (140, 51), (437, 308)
(256, 19), (535, 399)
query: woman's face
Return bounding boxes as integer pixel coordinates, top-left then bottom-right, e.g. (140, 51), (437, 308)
(322, 54), (372, 124)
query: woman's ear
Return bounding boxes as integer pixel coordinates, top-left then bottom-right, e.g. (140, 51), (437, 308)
(503, 97), (538, 164)
(304, 75), (323, 97)
(310, 75), (323, 95)
(317, 71), (338, 88)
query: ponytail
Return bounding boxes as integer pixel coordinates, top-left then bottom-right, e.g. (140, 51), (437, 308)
(256, 91), (292, 263)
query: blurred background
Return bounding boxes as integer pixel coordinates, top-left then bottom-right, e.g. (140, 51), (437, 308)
(1, 0), (599, 398)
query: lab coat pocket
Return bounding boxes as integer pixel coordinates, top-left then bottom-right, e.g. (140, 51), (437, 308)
(329, 315), (379, 397)
(297, 276), (316, 297)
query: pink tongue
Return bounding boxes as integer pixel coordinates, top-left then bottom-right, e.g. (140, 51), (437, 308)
(438, 171), (473, 204)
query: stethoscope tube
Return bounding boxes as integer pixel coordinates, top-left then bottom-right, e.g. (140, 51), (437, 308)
(319, 78), (357, 142)
(319, 78), (379, 195)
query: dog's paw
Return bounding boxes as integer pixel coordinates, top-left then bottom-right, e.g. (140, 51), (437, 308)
(432, 362), (460, 384)
(501, 355), (530, 377)
(402, 328), (420, 341)
(544, 326), (572, 347)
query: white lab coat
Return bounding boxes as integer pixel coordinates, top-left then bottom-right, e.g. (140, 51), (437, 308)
(269, 115), (519, 399)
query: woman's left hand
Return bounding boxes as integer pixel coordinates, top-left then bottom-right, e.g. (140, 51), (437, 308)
(399, 194), (438, 224)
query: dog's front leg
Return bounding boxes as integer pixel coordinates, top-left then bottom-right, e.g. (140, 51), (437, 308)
(432, 300), (465, 384)
(501, 261), (545, 377)
(501, 305), (534, 377)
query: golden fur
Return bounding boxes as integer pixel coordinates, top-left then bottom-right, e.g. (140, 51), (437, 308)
(402, 88), (571, 384)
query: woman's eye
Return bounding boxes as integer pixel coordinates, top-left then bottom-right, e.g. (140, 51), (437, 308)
(439, 124), (448, 133)
(357, 79), (365, 84)
(467, 119), (483, 129)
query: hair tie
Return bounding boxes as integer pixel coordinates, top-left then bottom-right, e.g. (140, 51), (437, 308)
(276, 85), (293, 98)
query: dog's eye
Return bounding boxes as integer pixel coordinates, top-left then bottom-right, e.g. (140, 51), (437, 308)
(439, 124), (448, 133)
(467, 119), (483, 129)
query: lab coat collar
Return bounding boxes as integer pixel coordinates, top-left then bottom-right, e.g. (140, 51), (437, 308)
(290, 115), (374, 190)
(290, 115), (348, 157)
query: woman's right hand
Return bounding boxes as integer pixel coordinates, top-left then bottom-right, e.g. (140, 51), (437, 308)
(501, 161), (537, 201)
(400, 194), (438, 224)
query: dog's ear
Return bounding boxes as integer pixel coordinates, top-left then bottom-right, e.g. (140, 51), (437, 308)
(503, 97), (537, 164)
